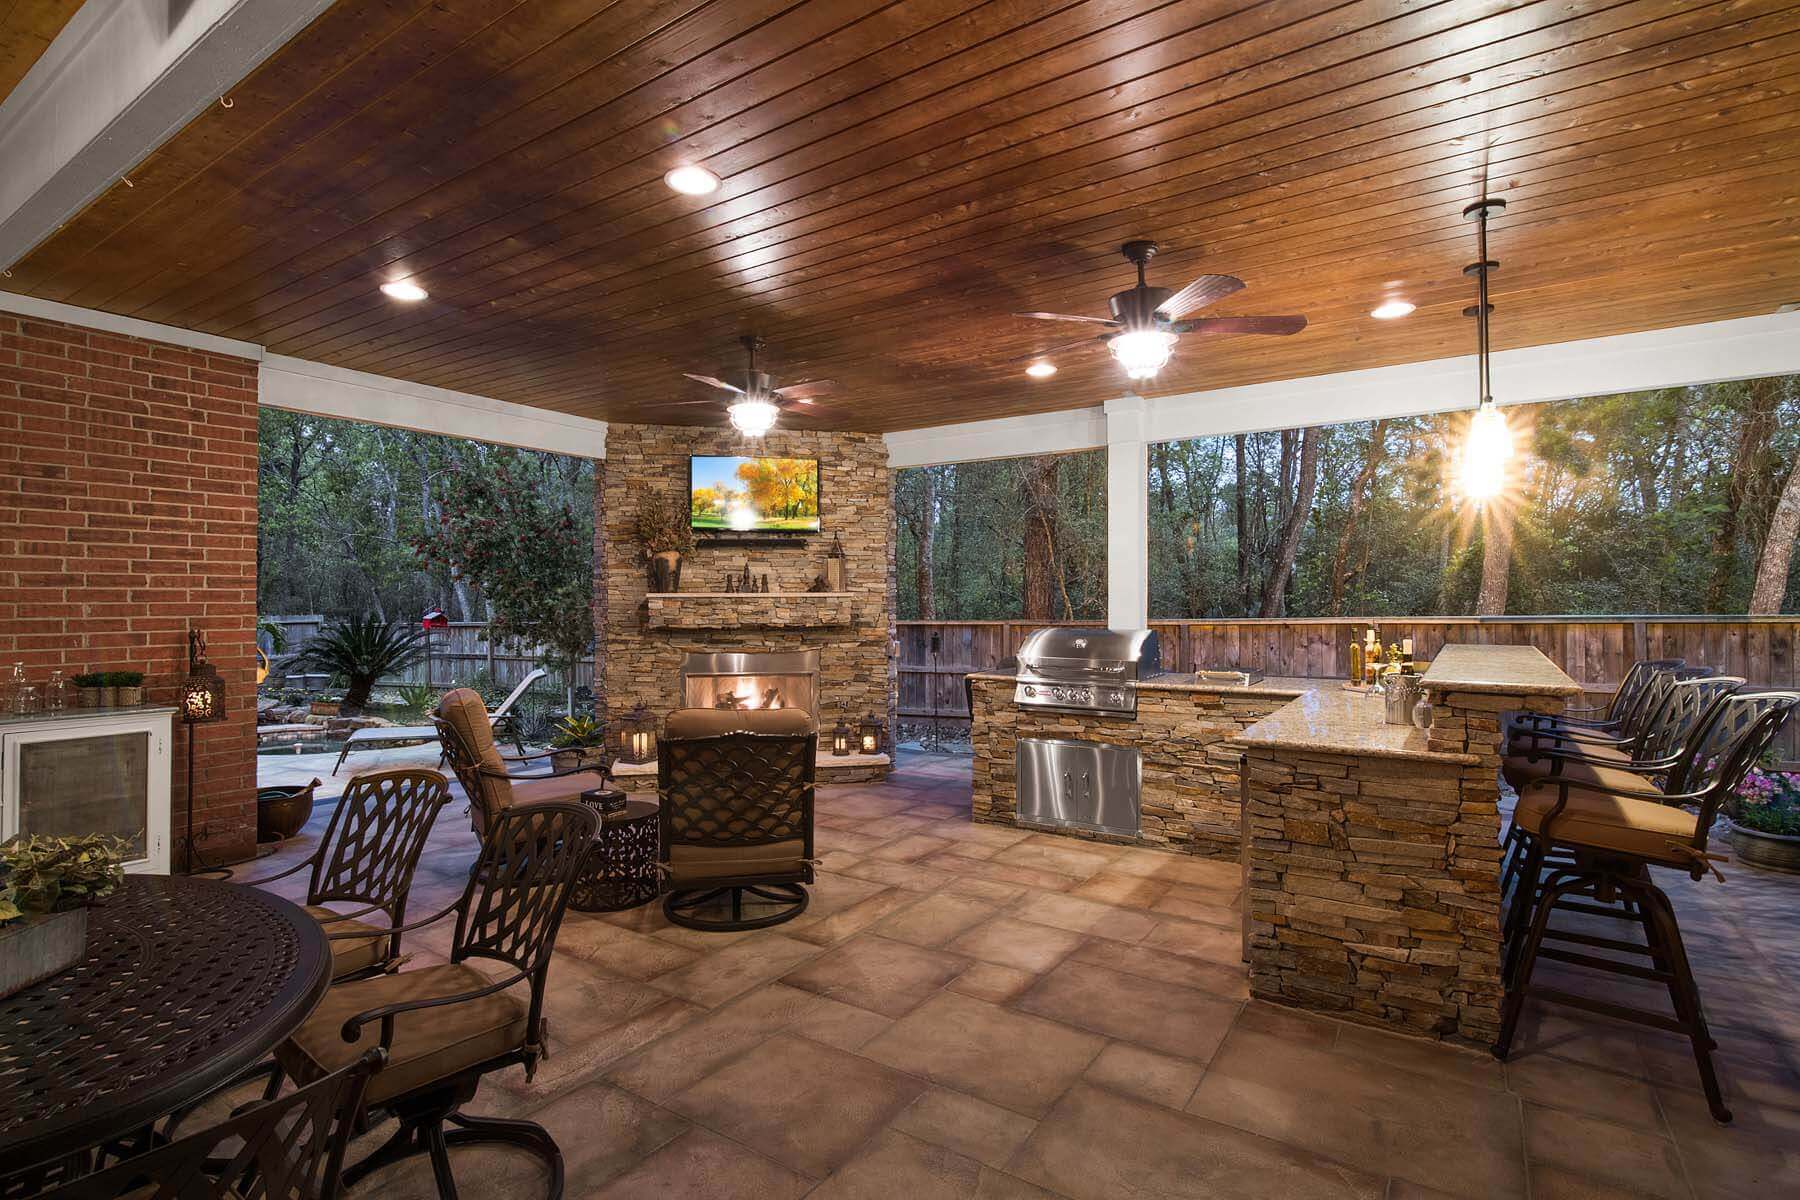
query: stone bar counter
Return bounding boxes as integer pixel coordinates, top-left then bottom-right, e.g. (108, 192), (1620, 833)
(967, 672), (1313, 857)
(1236, 643), (1581, 1046)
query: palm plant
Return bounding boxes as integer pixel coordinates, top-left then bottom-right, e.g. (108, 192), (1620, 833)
(297, 615), (426, 714)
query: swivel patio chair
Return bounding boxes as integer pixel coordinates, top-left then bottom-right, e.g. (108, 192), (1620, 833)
(241, 767), (452, 982)
(36, 1050), (383, 1200)
(1493, 689), (1800, 1124)
(1502, 675), (1741, 794)
(1507, 656), (1682, 740)
(275, 802), (597, 1200)
(658, 707), (817, 931)
(434, 688), (609, 839)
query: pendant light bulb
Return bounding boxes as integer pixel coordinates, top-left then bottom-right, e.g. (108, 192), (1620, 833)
(1460, 398), (1512, 501)
(728, 398), (780, 437)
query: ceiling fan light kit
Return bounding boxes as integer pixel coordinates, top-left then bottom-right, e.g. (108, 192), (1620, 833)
(676, 335), (841, 436)
(728, 398), (780, 437)
(1015, 239), (1306, 384)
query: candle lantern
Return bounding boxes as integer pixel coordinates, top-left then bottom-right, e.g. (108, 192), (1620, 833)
(611, 704), (658, 765)
(857, 715), (884, 756)
(179, 629), (227, 725)
(830, 712), (854, 757)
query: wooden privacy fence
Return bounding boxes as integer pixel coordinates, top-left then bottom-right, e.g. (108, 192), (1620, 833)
(260, 615), (594, 693)
(898, 616), (1800, 761)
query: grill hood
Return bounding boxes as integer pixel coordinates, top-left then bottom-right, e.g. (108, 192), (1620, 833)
(1016, 628), (1164, 681)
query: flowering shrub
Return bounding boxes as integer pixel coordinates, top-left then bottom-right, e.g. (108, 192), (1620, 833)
(1731, 762), (1800, 836)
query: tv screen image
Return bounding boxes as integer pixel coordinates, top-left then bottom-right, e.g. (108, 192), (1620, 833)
(689, 455), (821, 532)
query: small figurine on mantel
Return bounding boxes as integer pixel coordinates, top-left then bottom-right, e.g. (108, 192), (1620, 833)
(807, 574), (830, 593)
(760, 574), (771, 593)
(739, 561), (755, 592)
(724, 573), (738, 593)
(824, 533), (846, 591)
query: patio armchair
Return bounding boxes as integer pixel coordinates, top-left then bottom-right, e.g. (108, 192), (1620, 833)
(329, 667), (548, 777)
(1502, 675), (1741, 794)
(433, 687), (609, 839)
(274, 803), (596, 1200)
(1508, 664), (1711, 757)
(240, 767), (451, 982)
(1493, 689), (1800, 1124)
(36, 1050), (383, 1200)
(1507, 656), (1682, 738)
(658, 707), (817, 931)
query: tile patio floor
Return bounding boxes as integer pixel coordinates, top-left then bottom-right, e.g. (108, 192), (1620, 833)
(252, 751), (1800, 1199)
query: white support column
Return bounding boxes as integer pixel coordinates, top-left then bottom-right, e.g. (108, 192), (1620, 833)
(1104, 395), (1150, 632)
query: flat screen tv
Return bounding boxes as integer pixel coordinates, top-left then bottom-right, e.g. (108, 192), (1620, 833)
(689, 455), (821, 533)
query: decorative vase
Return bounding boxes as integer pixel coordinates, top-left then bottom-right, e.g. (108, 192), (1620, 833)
(257, 779), (320, 843)
(0, 908), (89, 1000)
(648, 551), (683, 593)
(117, 686), (143, 706)
(1724, 819), (1800, 873)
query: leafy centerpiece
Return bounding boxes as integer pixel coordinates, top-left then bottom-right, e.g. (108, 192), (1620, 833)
(0, 833), (130, 998)
(631, 493), (695, 593)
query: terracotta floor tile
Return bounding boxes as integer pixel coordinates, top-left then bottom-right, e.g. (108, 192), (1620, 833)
(787, 887), (917, 947)
(1017, 959), (1238, 1063)
(890, 1086), (1039, 1169)
(1065, 871), (1172, 909)
(807, 1130), (1063, 1200)
(874, 893), (998, 947)
(947, 960), (1040, 1005)
(1069, 934), (1249, 1001)
(648, 932), (822, 1007)
(1137, 914), (1249, 966)
(1082, 1041), (1207, 1109)
(781, 933), (970, 1018)
(587, 1127), (812, 1199)
(840, 857), (960, 893)
(1009, 1083), (1385, 1200)
(862, 991), (1105, 1118)
(1655, 1084), (1800, 1200)
(948, 916), (1083, 974)
(1010, 892), (1159, 942)
(604, 983), (820, 1102)
(1522, 1105), (1691, 1200)
(788, 993), (895, 1051)
(667, 1033), (926, 1178)
(1505, 1055), (1666, 1131)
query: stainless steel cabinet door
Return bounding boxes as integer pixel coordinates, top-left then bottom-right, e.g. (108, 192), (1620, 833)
(1016, 738), (1141, 838)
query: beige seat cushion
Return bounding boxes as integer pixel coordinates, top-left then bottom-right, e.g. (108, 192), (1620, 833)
(1501, 742), (1633, 790)
(1513, 781), (1698, 864)
(509, 770), (610, 806)
(304, 905), (387, 980)
(278, 963), (526, 1106)
(437, 688), (511, 815)
(667, 838), (806, 884)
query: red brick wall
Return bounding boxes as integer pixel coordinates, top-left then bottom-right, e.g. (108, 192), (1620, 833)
(0, 313), (259, 867)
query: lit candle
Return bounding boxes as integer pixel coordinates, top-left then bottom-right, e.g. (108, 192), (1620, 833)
(860, 733), (877, 754)
(1402, 637), (1414, 657)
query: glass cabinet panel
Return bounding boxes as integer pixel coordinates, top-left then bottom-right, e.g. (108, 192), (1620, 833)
(16, 732), (152, 860)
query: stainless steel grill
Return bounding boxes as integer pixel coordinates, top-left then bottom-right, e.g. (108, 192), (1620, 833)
(1012, 627), (1165, 717)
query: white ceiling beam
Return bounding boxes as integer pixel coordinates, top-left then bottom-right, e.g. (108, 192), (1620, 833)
(885, 313), (1800, 466)
(0, 0), (334, 268)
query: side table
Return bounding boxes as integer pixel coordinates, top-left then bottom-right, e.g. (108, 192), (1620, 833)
(570, 796), (660, 913)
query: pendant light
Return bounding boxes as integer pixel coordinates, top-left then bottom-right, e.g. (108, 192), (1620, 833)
(1458, 198), (1512, 501)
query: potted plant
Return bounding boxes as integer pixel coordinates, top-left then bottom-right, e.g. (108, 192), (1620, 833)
(1724, 762), (1800, 873)
(111, 670), (145, 707)
(72, 672), (103, 707)
(295, 616), (427, 715)
(549, 714), (608, 772)
(0, 833), (129, 999)
(631, 493), (694, 593)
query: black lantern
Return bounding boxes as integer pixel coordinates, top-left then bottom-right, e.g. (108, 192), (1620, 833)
(179, 629), (226, 726)
(611, 704), (658, 765)
(857, 715), (884, 757)
(830, 711), (853, 757)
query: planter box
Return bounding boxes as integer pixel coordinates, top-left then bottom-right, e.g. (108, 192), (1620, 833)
(0, 908), (89, 999)
(310, 701), (341, 717)
(1725, 818), (1800, 873)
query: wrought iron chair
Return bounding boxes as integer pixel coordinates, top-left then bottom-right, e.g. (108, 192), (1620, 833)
(274, 802), (597, 1200)
(1493, 689), (1800, 1124)
(658, 708), (817, 931)
(1508, 656), (1683, 739)
(433, 688), (609, 839)
(35, 1050), (383, 1200)
(241, 767), (452, 982)
(1502, 675), (1741, 794)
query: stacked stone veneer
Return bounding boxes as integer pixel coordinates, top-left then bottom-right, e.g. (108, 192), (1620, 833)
(600, 425), (895, 760)
(1243, 685), (1565, 1046)
(969, 677), (1295, 856)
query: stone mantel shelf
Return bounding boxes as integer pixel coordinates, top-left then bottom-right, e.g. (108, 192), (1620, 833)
(643, 590), (858, 630)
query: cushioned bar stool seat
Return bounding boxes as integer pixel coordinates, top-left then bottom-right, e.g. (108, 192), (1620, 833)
(1511, 780), (1697, 866)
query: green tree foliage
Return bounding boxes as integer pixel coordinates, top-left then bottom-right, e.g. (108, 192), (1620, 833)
(298, 615), (427, 714)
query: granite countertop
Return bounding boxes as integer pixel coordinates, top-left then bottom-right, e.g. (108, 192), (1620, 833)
(1234, 688), (1479, 764)
(965, 670), (1315, 699)
(1421, 644), (1583, 696)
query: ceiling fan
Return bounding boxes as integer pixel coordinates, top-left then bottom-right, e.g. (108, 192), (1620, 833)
(671, 335), (839, 436)
(1016, 241), (1307, 381)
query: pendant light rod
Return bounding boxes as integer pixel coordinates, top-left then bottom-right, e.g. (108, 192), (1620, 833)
(1462, 198), (1505, 404)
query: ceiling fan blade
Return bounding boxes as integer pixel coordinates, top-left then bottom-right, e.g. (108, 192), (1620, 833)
(682, 372), (743, 393)
(1161, 274), (1245, 317)
(1023, 334), (1108, 361)
(773, 379), (839, 400)
(1172, 314), (1308, 336)
(641, 398), (726, 407)
(1015, 311), (1119, 325)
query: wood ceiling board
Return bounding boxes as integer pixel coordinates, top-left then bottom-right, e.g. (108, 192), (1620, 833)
(7, 0), (1798, 433)
(0, 0), (81, 104)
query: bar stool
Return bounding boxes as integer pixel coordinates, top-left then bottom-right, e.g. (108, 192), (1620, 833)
(1507, 656), (1682, 742)
(1493, 690), (1800, 1124)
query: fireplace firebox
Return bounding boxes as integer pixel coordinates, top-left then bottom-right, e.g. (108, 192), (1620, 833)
(679, 650), (820, 717)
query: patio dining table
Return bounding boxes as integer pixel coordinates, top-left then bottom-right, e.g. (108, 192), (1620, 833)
(0, 874), (331, 1181)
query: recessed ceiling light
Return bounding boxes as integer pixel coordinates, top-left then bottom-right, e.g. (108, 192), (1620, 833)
(1025, 361), (1057, 379)
(1370, 299), (1415, 320)
(664, 165), (721, 196)
(380, 280), (428, 302)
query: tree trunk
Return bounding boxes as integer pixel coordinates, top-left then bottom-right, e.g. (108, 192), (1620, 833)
(1330, 420), (1387, 615)
(916, 468), (937, 619)
(1234, 435), (1250, 614)
(1260, 427), (1321, 617)
(1023, 457), (1060, 620)
(1750, 453), (1800, 614)
(1706, 379), (1778, 609)
(1476, 506), (1514, 615)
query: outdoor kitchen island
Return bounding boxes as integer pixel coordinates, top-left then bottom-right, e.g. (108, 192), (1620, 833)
(1235, 644), (1582, 1047)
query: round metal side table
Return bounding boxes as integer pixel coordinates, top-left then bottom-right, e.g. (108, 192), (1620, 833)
(569, 796), (660, 913)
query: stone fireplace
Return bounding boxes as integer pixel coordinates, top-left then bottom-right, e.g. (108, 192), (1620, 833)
(681, 650), (820, 716)
(597, 423), (895, 787)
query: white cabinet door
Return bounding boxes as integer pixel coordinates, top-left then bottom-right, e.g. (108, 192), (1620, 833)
(1, 711), (172, 874)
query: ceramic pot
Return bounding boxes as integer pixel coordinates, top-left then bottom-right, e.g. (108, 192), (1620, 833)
(79, 687), (101, 708)
(257, 778), (320, 843)
(648, 551), (683, 593)
(1725, 818), (1800, 873)
(100, 686), (119, 707)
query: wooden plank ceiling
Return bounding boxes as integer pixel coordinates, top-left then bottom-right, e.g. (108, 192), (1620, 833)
(0, 1), (82, 103)
(6, 0), (1798, 433)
